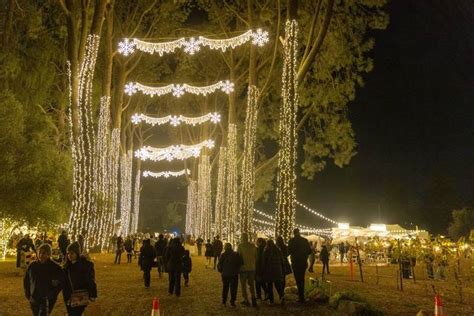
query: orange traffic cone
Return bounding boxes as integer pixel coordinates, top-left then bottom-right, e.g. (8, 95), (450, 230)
(434, 294), (444, 316)
(151, 297), (160, 316)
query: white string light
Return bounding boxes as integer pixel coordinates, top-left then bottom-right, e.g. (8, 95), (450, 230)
(119, 150), (133, 236)
(275, 20), (299, 242)
(214, 147), (227, 237)
(124, 80), (234, 97)
(135, 140), (215, 162)
(196, 155), (212, 240)
(225, 124), (238, 245)
(142, 169), (190, 178)
(185, 180), (197, 236)
(131, 112), (221, 127)
(117, 29), (269, 56)
(295, 200), (338, 225)
(131, 168), (141, 234)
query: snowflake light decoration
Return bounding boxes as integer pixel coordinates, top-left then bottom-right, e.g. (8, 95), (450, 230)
(118, 38), (136, 56)
(131, 113), (142, 124)
(124, 82), (137, 96)
(221, 80), (235, 94)
(252, 29), (270, 47)
(134, 148), (149, 159)
(210, 112), (221, 123)
(183, 37), (202, 55)
(172, 84), (185, 98)
(170, 115), (181, 126)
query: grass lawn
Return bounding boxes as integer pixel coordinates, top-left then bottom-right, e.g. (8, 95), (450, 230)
(0, 254), (472, 315)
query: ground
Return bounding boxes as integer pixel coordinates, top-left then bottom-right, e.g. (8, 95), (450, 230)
(0, 254), (472, 315)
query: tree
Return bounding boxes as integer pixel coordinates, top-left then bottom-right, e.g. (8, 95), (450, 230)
(448, 208), (473, 240)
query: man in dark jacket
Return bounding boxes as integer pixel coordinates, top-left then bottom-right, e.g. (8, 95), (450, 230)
(164, 237), (185, 296)
(139, 238), (156, 288)
(196, 236), (204, 256)
(57, 231), (70, 262)
(154, 234), (167, 278)
(218, 243), (242, 307)
(320, 245), (330, 274)
(182, 250), (192, 286)
(24, 244), (64, 316)
(16, 234), (36, 269)
(288, 228), (312, 303)
(255, 238), (267, 300)
(212, 235), (224, 270)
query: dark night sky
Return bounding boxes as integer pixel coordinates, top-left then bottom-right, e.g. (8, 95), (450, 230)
(140, 1), (473, 234)
(291, 1), (474, 232)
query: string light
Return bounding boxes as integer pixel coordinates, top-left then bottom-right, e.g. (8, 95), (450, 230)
(131, 112), (221, 127)
(185, 180), (197, 236)
(131, 169), (141, 234)
(196, 155), (212, 240)
(295, 200), (338, 225)
(124, 80), (234, 97)
(135, 140), (215, 162)
(142, 169), (190, 178)
(214, 147), (227, 238)
(225, 124), (238, 245)
(104, 128), (121, 243)
(119, 150), (133, 236)
(239, 86), (259, 235)
(117, 29), (269, 56)
(275, 20), (299, 242)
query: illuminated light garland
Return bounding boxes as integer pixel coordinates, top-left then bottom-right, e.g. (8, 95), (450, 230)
(117, 29), (269, 56)
(124, 80), (234, 97)
(239, 86), (259, 235)
(185, 180), (197, 236)
(225, 124), (238, 244)
(135, 140), (215, 162)
(104, 129), (121, 242)
(142, 169), (190, 178)
(131, 168), (141, 234)
(196, 155), (212, 240)
(214, 147), (227, 237)
(295, 200), (338, 225)
(131, 112), (221, 127)
(119, 150), (133, 236)
(275, 20), (299, 242)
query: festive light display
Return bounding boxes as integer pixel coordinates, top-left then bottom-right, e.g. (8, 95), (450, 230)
(214, 147), (227, 237)
(131, 169), (141, 234)
(196, 155), (212, 240)
(275, 20), (299, 242)
(295, 200), (338, 225)
(119, 151), (133, 236)
(142, 169), (190, 178)
(104, 128), (121, 243)
(135, 140), (215, 162)
(225, 124), (238, 244)
(131, 112), (221, 127)
(124, 80), (234, 97)
(117, 29), (269, 56)
(239, 86), (260, 235)
(185, 180), (197, 236)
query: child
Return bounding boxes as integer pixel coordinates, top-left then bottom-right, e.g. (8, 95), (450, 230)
(182, 250), (192, 286)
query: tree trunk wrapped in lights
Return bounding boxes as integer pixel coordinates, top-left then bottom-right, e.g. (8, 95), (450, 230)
(276, 20), (299, 242)
(103, 128), (121, 243)
(197, 155), (212, 240)
(185, 180), (197, 236)
(225, 124), (238, 244)
(239, 86), (259, 235)
(214, 147), (227, 237)
(130, 165), (141, 234)
(119, 150), (133, 236)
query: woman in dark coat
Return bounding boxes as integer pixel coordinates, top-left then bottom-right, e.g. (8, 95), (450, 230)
(255, 238), (267, 300)
(114, 236), (124, 264)
(276, 236), (291, 290)
(63, 242), (97, 316)
(217, 243), (242, 306)
(320, 245), (330, 274)
(124, 237), (133, 263)
(204, 239), (213, 269)
(164, 237), (185, 297)
(139, 238), (156, 288)
(263, 239), (285, 305)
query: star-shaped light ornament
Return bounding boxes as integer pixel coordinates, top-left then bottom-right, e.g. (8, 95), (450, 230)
(210, 112), (221, 124)
(183, 37), (202, 55)
(172, 84), (185, 98)
(118, 38), (136, 56)
(170, 115), (181, 126)
(143, 171), (151, 177)
(131, 114), (142, 125)
(135, 148), (149, 159)
(124, 82), (137, 96)
(221, 80), (234, 94)
(252, 29), (269, 47)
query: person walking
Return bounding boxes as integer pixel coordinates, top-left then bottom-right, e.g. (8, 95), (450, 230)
(164, 237), (185, 297)
(212, 235), (224, 270)
(288, 228), (312, 303)
(196, 236), (204, 256)
(139, 238), (156, 289)
(263, 240), (285, 305)
(308, 241), (316, 272)
(182, 250), (192, 286)
(154, 234), (167, 278)
(237, 233), (257, 307)
(255, 238), (267, 300)
(77, 230), (86, 254)
(218, 243), (242, 307)
(320, 245), (330, 274)
(24, 243), (64, 316)
(58, 231), (70, 263)
(114, 236), (124, 264)
(204, 239), (213, 269)
(276, 236), (292, 289)
(16, 234), (36, 273)
(124, 237), (133, 263)
(338, 242), (346, 264)
(63, 242), (97, 315)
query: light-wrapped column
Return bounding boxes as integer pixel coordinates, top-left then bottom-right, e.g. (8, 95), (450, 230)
(276, 20), (299, 242)
(119, 150), (133, 236)
(104, 128), (121, 242)
(214, 147), (227, 237)
(225, 124), (238, 244)
(185, 180), (197, 236)
(197, 155), (212, 240)
(131, 168), (141, 234)
(239, 86), (259, 235)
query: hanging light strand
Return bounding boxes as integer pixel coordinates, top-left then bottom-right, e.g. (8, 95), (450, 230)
(125, 80), (234, 97)
(142, 169), (190, 178)
(135, 140), (215, 162)
(131, 112), (221, 127)
(295, 200), (338, 225)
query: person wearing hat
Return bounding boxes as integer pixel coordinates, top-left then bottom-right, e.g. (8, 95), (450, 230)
(24, 243), (64, 315)
(63, 242), (97, 315)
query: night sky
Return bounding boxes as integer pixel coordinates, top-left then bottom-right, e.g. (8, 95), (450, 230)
(141, 1), (473, 234)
